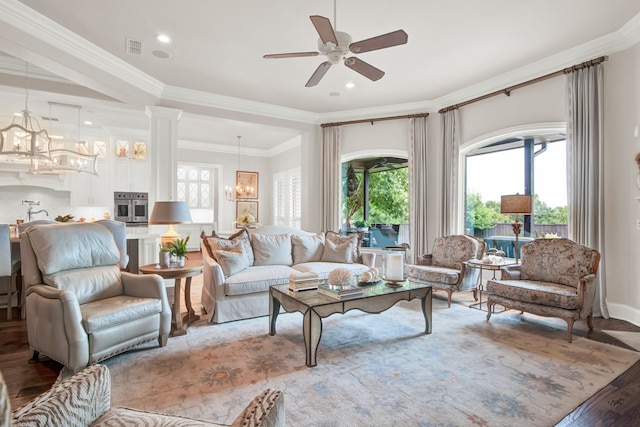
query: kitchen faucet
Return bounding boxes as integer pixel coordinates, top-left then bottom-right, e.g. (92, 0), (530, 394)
(22, 200), (49, 222)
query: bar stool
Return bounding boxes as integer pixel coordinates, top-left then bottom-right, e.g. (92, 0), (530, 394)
(0, 224), (21, 320)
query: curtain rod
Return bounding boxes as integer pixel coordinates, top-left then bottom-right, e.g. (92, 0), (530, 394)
(321, 112), (429, 128)
(438, 56), (608, 114)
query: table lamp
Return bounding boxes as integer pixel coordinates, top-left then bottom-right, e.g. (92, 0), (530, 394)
(500, 194), (533, 264)
(149, 201), (192, 247)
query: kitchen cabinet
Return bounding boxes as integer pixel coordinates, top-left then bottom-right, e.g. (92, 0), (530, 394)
(69, 159), (110, 206)
(176, 223), (215, 251)
(113, 158), (149, 193)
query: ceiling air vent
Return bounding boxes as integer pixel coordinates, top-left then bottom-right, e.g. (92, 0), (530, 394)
(126, 38), (143, 56)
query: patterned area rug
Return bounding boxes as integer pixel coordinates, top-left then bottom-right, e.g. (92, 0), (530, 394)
(105, 300), (639, 427)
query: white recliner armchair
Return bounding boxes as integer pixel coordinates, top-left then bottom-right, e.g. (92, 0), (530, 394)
(20, 221), (171, 372)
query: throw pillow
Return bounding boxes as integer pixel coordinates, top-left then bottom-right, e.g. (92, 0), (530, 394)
(291, 233), (325, 264)
(325, 231), (362, 263)
(320, 238), (354, 264)
(204, 229), (254, 266)
(215, 248), (251, 277)
(251, 233), (293, 266)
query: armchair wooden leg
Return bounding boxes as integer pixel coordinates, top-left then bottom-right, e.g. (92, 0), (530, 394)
(446, 290), (452, 308)
(565, 318), (575, 343)
(29, 350), (40, 363)
(587, 314), (593, 330)
(486, 302), (493, 321)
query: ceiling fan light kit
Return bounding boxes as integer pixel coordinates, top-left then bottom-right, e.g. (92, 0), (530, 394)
(264, 14), (407, 87)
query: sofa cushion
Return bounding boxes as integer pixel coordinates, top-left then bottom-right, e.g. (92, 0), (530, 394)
(216, 248), (251, 277)
(407, 265), (460, 285)
(487, 279), (581, 309)
(252, 233), (293, 266)
(28, 223), (120, 275)
(204, 229), (254, 266)
(320, 238), (353, 264)
(80, 295), (162, 333)
(293, 262), (368, 279)
(325, 231), (362, 263)
(93, 407), (225, 426)
(291, 233), (324, 264)
(44, 265), (123, 305)
(224, 265), (297, 296)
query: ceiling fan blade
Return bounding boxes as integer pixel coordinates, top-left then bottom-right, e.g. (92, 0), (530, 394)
(305, 61), (332, 87)
(344, 57), (385, 81)
(263, 52), (320, 59)
(349, 30), (408, 53)
(310, 15), (338, 45)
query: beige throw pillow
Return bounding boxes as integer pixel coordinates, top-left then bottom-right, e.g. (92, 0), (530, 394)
(215, 248), (251, 277)
(320, 238), (354, 264)
(325, 231), (362, 263)
(292, 233), (325, 264)
(252, 233), (293, 266)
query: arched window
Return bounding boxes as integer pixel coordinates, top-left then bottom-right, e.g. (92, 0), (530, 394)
(341, 156), (409, 248)
(462, 125), (568, 257)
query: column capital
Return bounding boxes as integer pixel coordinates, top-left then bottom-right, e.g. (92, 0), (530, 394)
(145, 105), (183, 121)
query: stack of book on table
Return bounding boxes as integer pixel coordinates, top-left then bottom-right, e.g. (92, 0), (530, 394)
(317, 282), (364, 300)
(288, 272), (320, 292)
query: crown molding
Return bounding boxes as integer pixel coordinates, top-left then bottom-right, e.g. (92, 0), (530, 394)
(162, 85), (319, 125)
(0, 0), (164, 98)
(180, 136), (300, 158)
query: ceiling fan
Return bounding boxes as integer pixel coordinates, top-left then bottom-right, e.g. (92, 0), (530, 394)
(263, 15), (408, 87)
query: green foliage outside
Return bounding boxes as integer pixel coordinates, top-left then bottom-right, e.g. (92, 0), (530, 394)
(343, 168), (409, 224)
(465, 191), (568, 231)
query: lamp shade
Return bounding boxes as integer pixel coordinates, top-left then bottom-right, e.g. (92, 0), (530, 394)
(500, 194), (533, 215)
(149, 201), (192, 224)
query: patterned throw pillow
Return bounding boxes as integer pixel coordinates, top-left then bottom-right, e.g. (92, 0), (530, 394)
(325, 231), (362, 264)
(203, 229), (254, 266)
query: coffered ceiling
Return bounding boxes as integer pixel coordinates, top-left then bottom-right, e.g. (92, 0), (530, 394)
(0, 1), (639, 152)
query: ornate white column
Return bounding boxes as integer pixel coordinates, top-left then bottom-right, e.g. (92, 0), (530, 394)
(145, 106), (182, 202)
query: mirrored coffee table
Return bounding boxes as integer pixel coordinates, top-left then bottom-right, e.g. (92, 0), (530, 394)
(269, 281), (432, 367)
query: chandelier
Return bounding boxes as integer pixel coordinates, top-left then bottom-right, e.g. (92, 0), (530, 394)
(225, 136), (254, 201)
(0, 62), (98, 175)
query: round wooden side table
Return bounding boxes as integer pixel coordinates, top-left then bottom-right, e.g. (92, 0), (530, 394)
(140, 260), (203, 337)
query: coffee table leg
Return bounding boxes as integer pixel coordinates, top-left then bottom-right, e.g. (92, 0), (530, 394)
(421, 289), (433, 334)
(303, 308), (322, 367)
(269, 292), (280, 336)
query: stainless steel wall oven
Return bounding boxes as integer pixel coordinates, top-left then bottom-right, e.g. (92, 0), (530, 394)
(114, 192), (148, 224)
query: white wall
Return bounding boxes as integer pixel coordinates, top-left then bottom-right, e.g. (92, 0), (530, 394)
(603, 43), (640, 324)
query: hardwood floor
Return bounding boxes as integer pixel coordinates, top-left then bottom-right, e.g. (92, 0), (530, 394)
(2, 251), (639, 425)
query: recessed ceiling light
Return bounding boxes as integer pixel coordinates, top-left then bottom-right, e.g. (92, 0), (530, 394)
(155, 33), (172, 44)
(329, 91), (341, 97)
(84, 120), (93, 125)
(345, 82), (355, 89)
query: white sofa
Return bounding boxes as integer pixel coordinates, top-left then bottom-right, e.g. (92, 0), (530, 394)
(200, 225), (375, 323)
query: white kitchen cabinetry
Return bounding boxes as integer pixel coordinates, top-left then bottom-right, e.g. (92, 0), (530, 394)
(113, 159), (149, 193)
(69, 160), (110, 206)
(176, 223), (215, 251)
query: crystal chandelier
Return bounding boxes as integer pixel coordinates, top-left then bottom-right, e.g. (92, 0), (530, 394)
(0, 62), (98, 175)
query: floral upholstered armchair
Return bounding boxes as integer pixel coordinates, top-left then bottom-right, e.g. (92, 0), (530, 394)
(486, 238), (600, 343)
(407, 235), (486, 307)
